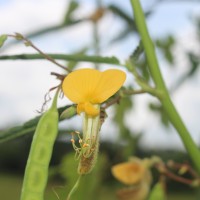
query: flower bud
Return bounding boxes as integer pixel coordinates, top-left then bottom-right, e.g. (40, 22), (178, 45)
(60, 106), (77, 120)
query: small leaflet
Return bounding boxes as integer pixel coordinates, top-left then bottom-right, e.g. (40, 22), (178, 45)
(0, 34), (7, 48)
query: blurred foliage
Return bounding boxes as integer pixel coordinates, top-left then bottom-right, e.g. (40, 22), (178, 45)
(148, 182), (166, 200)
(108, 5), (152, 44)
(113, 95), (141, 157)
(55, 153), (109, 200)
(148, 102), (170, 128)
(156, 35), (175, 65)
(130, 41), (151, 82)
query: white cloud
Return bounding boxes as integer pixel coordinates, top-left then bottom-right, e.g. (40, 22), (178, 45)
(0, 0), (68, 33)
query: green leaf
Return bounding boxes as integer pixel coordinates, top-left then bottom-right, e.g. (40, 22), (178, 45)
(0, 34), (7, 48)
(129, 41), (151, 81)
(156, 35), (175, 65)
(130, 40), (144, 65)
(148, 182), (166, 200)
(63, 0), (79, 24)
(108, 5), (153, 45)
(109, 4), (152, 27)
(188, 52), (199, 76)
(0, 106), (70, 143)
(108, 4), (134, 25)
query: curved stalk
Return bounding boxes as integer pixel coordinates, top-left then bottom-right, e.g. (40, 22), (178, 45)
(66, 176), (82, 200)
(130, 0), (200, 173)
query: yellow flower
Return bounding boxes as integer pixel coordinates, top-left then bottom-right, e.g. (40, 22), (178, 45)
(62, 68), (126, 175)
(111, 161), (146, 185)
(111, 158), (152, 200)
(62, 68), (126, 117)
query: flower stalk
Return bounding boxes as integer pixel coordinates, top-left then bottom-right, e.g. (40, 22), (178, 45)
(66, 175), (82, 200)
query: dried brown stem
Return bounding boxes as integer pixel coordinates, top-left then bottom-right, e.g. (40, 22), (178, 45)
(167, 160), (199, 178)
(156, 163), (199, 186)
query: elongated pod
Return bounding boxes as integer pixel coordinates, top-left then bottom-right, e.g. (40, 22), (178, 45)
(20, 91), (59, 200)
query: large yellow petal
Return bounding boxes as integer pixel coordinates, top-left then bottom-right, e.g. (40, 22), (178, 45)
(62, 68), (101, 103)
(91, 69), (126, 103)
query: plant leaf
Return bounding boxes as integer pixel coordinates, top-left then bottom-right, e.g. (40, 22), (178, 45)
(0, 35), (7, 48)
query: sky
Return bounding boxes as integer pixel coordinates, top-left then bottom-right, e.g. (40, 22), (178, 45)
(0, 0), (200, 150)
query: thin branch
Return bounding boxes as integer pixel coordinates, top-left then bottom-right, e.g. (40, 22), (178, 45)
(162, 169), (194, 185)
(155, 163), (197, 185)
(122, 89), (146, 95)
(103, 89), (146, 109)
(167, 160), (199, 178)
(7, 33), (71, 72)
(103, 95), (121, 109)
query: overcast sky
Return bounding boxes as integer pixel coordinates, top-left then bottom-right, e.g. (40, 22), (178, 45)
(0, 0), (200, 150)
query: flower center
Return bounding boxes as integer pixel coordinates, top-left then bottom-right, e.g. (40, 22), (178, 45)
(77, 102), (99, 117)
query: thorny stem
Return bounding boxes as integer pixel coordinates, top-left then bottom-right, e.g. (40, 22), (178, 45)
(7, 33), (71, 72)
(130, 0), (200, 173)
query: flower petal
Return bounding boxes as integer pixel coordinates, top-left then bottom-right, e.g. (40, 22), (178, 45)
(91, 69), (126, 103)
(62, 68), (101, 103)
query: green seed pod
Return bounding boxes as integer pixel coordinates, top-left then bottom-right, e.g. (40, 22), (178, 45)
(20, 90), (59, 200)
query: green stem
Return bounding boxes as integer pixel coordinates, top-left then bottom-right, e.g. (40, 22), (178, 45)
(67, 175), (82, 200)
(0, 53), (120, 65)
(130, 0), (200, 173)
